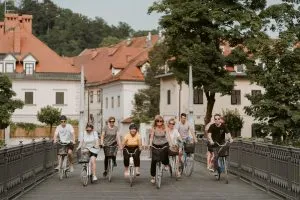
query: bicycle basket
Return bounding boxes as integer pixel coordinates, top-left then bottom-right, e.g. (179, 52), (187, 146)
(184, 143), (195, 153)
(58, 146), (68, 155)
(218, 145), (229, 157)
(152, 148), (165, 162)
(104, 146), (117, 157)
(78, 151), (90, 163)
(168, 146), (179, 156)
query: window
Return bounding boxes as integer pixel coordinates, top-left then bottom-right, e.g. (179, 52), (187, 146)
(111, 97), (114, 108)
(97, 90), (101, 103)
(5, 63), (14, 73)
(105, 97), (108, 109)
(231, 90), (241, 105)
(251, 90), (261, 96)
(24, 92), (33, 104)
(0, 63), (3, 73)
(167, 90), (171, 105)
(117, 96), (120, 107)
(56, 92), (64, 104)
(89, 91), (93, 103)
(194, 88), (203, 104)
(25, 63), (34, 75)
(235, 64), (245, 73)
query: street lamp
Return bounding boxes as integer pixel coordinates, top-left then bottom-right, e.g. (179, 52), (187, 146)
(188, 65), (195, 132)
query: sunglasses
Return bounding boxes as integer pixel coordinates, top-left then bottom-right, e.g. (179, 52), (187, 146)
(109, 121), (115, 123)
(156, 120), (163, 123)
(214, 118), (220, 120)
(61, 120), (66, 123)
(169, 122), (175, 125)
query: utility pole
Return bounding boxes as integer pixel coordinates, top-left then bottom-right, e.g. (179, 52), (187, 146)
(79, 65), (85, 140)
(188, 65), (195, 132)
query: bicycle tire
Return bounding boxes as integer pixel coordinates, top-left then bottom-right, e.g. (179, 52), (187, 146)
(156, 162), (162, 189)
(184, 154), (194, 177)
(129, 166), (134, 187)
(108, 158), (113, 182)
(174, 156), (179, 180)
(59, 156), (65, 180)
(81, 166), (88, 186)
(224, 157), (229, 184)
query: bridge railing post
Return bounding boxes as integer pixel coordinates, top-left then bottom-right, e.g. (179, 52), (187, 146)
(3, 144), (8, 200)
(237, 139), (242, 178)
(19, 141), (24, 195)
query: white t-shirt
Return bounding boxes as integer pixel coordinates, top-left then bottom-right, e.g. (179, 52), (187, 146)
(79, 131), (98, 149)
(55, 124), (74, 143)
(169, 128), (181, 146)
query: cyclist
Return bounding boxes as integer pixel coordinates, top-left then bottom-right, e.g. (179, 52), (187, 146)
(100, 116), (122, 177)
(167, 118), (183, 177)
(122, 123), (142, 177)
(77, 123), (99, 181)
(53, 115), (75, 172)
(149, 115), (170, 184)
(176, 113), (197, 164)
(207, 113), (233, 175)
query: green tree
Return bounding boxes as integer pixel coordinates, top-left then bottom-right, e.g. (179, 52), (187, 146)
(0, 75), (23, 129)
(222, 109), (244, 138)
(37, 105), (61, 135)
(149, 0), (271, 125)
(99, 36), (122, 47)
(133, 29), (158, 37)
(16, 122), (37, 137)
(132, 43), (168, 124)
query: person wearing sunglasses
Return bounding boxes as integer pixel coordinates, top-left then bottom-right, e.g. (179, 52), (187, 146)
(53, 115), (75, 172)
(76, 123), (100, 181)
(122, 123), (142, 177)
(100, 116), (121, 177)
(149, 115), (171, 184)
(207, 113), (233, 174)
(167, 118), (183, 177)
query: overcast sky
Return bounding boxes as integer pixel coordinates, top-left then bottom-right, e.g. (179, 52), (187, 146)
(51, 0), (161, 31)
(50, 0), (282, 32)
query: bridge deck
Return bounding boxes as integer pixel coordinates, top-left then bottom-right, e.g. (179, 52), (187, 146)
(20, 160), (277, 200)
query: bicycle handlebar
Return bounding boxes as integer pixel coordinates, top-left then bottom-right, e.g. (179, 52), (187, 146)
(215, 141), (230, 147)
(124, 148), (139, 156)
(57, 141), (72, 145)
(150, 145), (168, 150)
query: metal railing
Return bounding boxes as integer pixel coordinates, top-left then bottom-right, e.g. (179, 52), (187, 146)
(194, 140), (300, 200)
(0, 139), (57, 200)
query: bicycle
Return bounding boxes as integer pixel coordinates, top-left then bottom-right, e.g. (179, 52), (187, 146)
(213, 142), (230, 184)
(151, 145), (169, 189)
(124, 148), (139, 187)
(182, 141), (195, 177)
(57, 141), (70, 180)
(78, 148), (93, 186)
(103, 145), (118, 182)
(168, 147), (180, 180)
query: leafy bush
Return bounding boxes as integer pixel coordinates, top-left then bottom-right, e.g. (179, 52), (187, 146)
(16, 122), (37, 136)
(222, 109), (244, 137)
(37, 106), (61, 134)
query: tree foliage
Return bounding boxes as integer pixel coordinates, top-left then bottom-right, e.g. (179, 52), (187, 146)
(148, 0), (271, 125)
(132, 43), (168, 124)
(222, 109), (244, 138)
(37, 105), (61, 135)
(0, 75), (23, 129)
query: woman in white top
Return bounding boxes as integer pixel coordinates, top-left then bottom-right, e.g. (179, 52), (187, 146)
(167, 118), (183, 177)
(77, 123), (99, 181)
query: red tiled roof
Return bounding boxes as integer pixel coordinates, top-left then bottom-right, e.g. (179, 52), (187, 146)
(0, 14), (80, 74)
(74, 35), (160, 84)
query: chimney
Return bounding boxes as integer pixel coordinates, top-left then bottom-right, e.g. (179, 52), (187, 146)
(0, 22), (4, 37)
(4, 13), (19, 32)
(21, 15), (32, 33)
(13, 25), (21, 53)
(146, 32), (152, 48)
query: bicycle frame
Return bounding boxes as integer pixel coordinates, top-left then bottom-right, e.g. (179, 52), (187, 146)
(214, 142), (230, 184)
(124, 148), (139, 187)
(150, 145), (168, 189)
(57, 142), (70, 180)
(104, 145), (118, 182)
(80, 149), (92, 186)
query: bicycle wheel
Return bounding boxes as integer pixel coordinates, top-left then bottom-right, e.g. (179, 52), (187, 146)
(81, 166), (88, 186)
(174, 156), (179, 181)
(224, 157), (229, 184)
(108, 158), (113, 182)
(129, 166), (134, 187)
(155, 162), (162, 189)
(184, 154), (194, 177)
(59, 156), (64, 180)
(169, 157), (174, 177)
(62, 156), (68, 178)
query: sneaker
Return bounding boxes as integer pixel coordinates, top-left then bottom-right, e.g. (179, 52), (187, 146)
(136, 168), (140, 176)
(213, 171), (219, 177)
(92, 175), (98, 181)
(103, 171), (107, 177)
(69, 165), (74, 173)
(150, 177), (155, 184)
(54, 165), (60, 171)
(208, 167), (214, 172)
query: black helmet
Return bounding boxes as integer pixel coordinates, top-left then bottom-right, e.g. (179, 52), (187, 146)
(129, 123), (138, 130)
(59, 115), (67, 121)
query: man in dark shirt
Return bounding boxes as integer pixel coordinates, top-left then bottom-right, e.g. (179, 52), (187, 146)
(207, 114), (233, 173)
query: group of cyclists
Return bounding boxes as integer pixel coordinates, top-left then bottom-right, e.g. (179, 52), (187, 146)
(53, 112), (233, 183)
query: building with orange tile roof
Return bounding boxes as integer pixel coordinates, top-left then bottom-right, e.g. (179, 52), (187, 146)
(0, 13), (81, 124)
(73, 33), (160, 135)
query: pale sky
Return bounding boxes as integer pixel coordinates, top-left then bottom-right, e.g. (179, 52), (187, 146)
(50, 0), (282, 33)
(51, 0), (161, 31)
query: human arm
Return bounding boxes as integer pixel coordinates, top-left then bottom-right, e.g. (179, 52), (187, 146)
(76, 132), (84, 151)
(149, 128), (154, 146)
(100, 131), (105, 147)
(70, 125), (75, 144)
(189, 124), (197, 143)
(53, 126), (59, 143)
